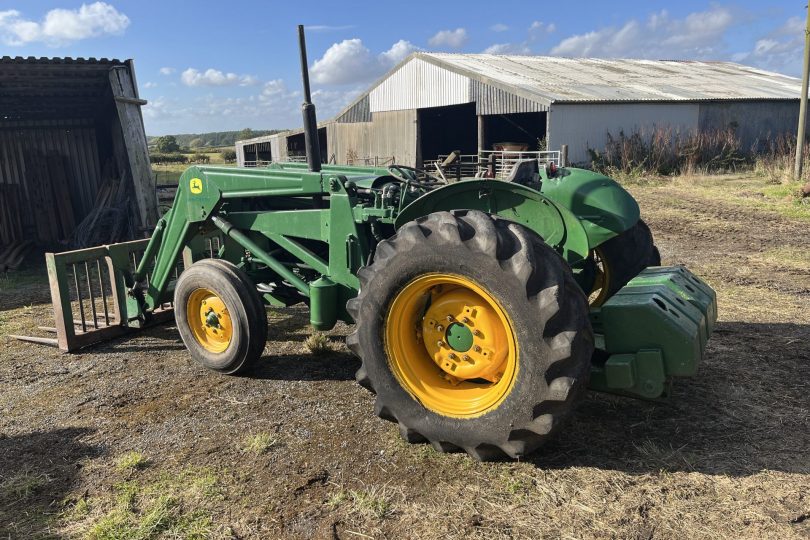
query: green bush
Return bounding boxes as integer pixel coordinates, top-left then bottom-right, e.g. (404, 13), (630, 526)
(221, 149), (237, 162)
(191, 153), (210, 164)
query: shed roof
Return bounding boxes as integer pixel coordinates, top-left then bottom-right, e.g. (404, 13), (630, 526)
(0, 56), (131, 121)
(418, 54), (802, 103)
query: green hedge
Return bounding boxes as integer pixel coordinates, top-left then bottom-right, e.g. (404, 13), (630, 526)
(150, 153), (189, 164)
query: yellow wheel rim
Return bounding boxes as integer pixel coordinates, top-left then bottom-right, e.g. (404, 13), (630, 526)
(384, 273), (518, 418)
(186, 288), (233, 353)
(589, 248), (611, 306)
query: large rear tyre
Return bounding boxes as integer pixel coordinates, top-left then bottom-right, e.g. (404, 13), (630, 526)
(174, 259), (267, 374)
(589, 219), (661, 306)
(346, 210), (593, 461)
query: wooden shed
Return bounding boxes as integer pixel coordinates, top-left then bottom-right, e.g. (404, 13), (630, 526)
(0, 57), (157, 252)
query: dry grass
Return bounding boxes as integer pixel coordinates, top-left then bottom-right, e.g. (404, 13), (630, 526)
(0, 471), (49, 503)
(589, 127), (748, 177)
(69, 468), (220, 540)
(241, 432), (277, 454)
(304, 332), (334, 355)
(115, 451), (149, 473)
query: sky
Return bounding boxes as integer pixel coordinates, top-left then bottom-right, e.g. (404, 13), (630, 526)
(1, 0), (807, 135)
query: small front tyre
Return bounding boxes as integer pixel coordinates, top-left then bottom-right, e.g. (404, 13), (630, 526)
(174, 259), (267, 374)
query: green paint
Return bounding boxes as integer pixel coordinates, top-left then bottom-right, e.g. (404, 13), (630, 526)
(446, 323), (473, 352)
(538, 167), (640, 248)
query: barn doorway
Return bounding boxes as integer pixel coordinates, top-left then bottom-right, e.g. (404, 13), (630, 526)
(480, 112), (547, 152)
(417, 103), (477, 166)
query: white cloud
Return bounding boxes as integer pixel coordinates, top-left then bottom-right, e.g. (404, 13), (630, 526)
(310, 39), (378, 85)
(143, 81), (157, 89)
(483, 43), (532, 55)
(181, 68), (259, 87)
(0, 2), (128, 46)
(550, 7), (736, 59)
(159, 67), (175, 75)
(312, 87), (365, 118)
(379, 39), (419, 66)
(428, 28), (468, 49)
(143, 96), (188, 121)
(491, 23), (509, 32)
(311, 38), (419, 85)
(529, 20), (556, 35)
(142, 78), (359, 135)
(733, 16), (805, 76)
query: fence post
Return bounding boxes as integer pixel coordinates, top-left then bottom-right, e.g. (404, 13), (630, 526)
(561, 145), (569, 167)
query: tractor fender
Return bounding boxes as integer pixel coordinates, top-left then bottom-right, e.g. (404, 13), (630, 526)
(395, 180), (590, 265)
(538, 167), (640, 247)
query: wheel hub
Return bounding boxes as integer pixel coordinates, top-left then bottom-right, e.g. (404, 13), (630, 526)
(420, 288), (508, 383)
(384, 273), (517, 417)
(187, 288), (233, 353)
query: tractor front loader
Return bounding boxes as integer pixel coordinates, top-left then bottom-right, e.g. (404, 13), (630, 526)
(26, 27), (717, 461)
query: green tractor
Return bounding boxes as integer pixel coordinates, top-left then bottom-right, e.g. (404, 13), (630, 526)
(35, 27), (716, 461)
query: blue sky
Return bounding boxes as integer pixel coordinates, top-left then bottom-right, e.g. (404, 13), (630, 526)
(1, 1), (806, 135)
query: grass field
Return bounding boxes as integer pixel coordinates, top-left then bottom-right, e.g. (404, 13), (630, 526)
(152, 149), (235, 185)
(0, 172), (808, 539)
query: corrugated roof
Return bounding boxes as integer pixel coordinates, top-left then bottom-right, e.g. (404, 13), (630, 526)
(0, 56), (124, 64)
(0, 56), (131, 120)
(419, 54), (802, 103)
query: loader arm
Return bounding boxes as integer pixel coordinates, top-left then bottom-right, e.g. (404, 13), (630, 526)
(130, 165), (378, 320)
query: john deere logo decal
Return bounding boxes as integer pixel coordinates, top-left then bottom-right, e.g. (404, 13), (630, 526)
(189, 178), (203, 194)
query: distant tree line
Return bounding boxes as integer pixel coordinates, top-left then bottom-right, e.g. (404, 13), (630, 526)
(147, 128), (286, 149)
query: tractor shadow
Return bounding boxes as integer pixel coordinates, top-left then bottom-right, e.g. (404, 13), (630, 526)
(246, 351), (360, 382)
(530, 321), (810, 477)
(0, 427), (100, 538)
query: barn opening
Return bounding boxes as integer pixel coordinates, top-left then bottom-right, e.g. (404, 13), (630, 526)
(418, 103), (477, 166)
(286, 127), (327, 162)
(480, 112), (547, 151)
(241, 141), (273, 165)
(0, 57), (156, 262)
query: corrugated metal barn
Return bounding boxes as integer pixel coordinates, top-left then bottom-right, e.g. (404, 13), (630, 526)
(0, 57), (156, 252)
(237, 53), (804, 167)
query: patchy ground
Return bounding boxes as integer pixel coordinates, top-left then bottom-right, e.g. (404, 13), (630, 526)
(0, 173), (808, 539)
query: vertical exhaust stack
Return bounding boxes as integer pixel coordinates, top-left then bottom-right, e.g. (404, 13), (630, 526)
(298, 24), (322, 172)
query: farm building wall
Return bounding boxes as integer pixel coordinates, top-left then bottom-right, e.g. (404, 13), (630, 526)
(548, 103), (700, 164)
(327, 110), (417, 166)
(697, 101), (799, 151)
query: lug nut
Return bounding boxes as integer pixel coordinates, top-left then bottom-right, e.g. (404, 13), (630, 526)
(462, 354), (471, 362)
(448, 352), (457, 360)
(474, 345), (482, 353)
(437, 340), (445, 348)
(446, 315), (454, 322)
(462, 317), (471, 324)
(473, 329), (482, 337)
(436, 324), (444, 332)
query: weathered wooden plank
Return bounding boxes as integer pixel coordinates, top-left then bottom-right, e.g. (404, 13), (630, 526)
(108, 67), (157, 230)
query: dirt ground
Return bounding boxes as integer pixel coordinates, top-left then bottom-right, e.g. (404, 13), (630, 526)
(0, 173), (808, 539)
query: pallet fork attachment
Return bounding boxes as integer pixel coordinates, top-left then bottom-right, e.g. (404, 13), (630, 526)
(11, 236), (219, 352)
